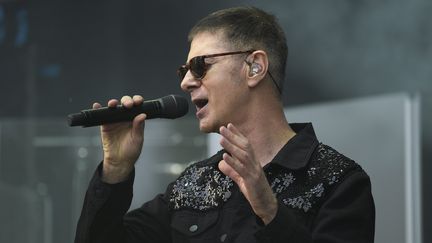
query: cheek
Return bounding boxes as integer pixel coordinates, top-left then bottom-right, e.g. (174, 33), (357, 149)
(227, 60), (245, 78)
(206, 63), (246, 103)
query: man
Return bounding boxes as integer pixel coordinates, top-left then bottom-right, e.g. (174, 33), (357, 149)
(75, 6), (375, 243)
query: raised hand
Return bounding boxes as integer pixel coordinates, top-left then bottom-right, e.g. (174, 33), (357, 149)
(218, 123), (278, 225)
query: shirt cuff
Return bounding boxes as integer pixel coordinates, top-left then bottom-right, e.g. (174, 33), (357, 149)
(254, 201), (298, 242)
(90, 162), (135, 200)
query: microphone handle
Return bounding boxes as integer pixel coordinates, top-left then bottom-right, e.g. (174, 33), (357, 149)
(71, 101), (162, 127)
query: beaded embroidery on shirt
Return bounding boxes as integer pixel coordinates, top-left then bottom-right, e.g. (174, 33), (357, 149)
(169, 160), (234, 211)
(169, 144), (360, 213)
(268, 143), (361, 213)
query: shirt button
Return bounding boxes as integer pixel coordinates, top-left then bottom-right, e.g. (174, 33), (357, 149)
(220, 233), (227, 242)
(189, 224), (198, 232)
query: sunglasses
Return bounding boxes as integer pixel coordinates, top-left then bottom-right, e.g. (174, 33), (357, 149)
(177, 50), (255, 81)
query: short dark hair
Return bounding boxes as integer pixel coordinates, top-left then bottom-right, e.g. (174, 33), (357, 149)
(188, 6), (288, 95)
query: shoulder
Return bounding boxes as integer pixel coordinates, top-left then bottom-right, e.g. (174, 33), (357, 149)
(310, 143), (363, 184)
(270, 143), (367, 213)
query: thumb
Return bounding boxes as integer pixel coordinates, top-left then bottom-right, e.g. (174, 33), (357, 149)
(131, 113), (146, 139)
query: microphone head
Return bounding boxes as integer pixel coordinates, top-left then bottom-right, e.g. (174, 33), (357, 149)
(159, 95), (189, 119)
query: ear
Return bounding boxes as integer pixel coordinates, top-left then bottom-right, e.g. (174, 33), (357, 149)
(245, 50), (269, 89)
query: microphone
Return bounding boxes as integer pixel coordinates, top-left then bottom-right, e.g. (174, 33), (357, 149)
(67, 95), (189, 127)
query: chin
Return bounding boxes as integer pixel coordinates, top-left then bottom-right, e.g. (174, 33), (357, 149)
(198, 120), (219, 134)
(199, 124), (216, 134)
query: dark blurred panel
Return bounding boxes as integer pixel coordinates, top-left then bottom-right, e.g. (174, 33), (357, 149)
(1, 0), (235, 117)
(0, 1), (32, 117)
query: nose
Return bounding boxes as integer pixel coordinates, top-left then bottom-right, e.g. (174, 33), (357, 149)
(180, 72), (201, 93)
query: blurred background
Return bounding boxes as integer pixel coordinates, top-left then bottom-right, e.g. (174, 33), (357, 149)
(0, 0), (430, 242)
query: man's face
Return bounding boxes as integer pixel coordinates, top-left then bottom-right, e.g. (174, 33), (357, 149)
(180, 31), (250, 133)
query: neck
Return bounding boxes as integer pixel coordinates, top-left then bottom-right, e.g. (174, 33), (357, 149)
(234, 98), (296, 167)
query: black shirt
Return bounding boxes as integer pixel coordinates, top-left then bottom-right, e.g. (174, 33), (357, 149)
(75, 123), (375, 243)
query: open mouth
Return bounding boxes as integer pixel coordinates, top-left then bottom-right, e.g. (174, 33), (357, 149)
(193, 98), (208, 110)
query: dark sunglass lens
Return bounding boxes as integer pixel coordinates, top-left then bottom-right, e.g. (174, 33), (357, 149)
(190, 56), (206, 79)
(177, 66), (188, 80)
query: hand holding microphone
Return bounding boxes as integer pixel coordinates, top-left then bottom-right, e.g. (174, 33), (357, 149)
(69, 94), (189, 184)
(68, 94), (189, 127)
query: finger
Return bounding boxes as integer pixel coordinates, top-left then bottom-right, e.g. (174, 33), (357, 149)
(227, 123), (247, 139)
(132, 95), (144, 106)
(219, 127), (249, 160)
(222, 152), (246, 175)
(121, 95), (134, 108)
(107, 99), (119, 108)
(219, 137), (249, 167)
(92, 102), (102, 109)
(218, 159), (242, 183)
(219, 125), (248, 150)
(131, 113), (146, 141)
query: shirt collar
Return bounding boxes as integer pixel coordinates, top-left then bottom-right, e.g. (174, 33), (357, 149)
(270, 123), (319, 170)
(207, 123), (319, 170)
